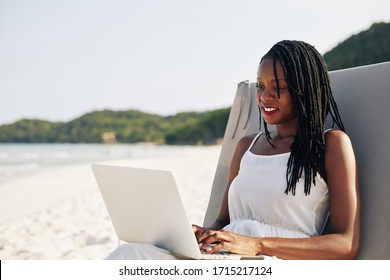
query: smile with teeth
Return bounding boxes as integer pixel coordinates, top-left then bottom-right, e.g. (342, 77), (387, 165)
(264, 107), (277, 112)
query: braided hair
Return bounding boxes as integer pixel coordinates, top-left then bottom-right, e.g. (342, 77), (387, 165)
(260, 40), (344, 195)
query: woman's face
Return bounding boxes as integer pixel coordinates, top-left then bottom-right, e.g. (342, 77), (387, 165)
(256, 58), (297, 126)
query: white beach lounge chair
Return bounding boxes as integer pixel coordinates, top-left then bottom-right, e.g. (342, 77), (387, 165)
(203, 61), (390, 259)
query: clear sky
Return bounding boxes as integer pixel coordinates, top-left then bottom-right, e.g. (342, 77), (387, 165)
(0, 0), (389, 125)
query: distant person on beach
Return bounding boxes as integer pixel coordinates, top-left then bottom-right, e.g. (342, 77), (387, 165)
(107, 40), (361, 259)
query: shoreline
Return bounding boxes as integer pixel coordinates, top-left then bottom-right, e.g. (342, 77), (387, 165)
(0, 145), (221, 259)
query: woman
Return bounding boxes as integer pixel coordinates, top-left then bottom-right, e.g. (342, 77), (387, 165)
(107, 40), (360, 260)
(193, 40), (360, 259)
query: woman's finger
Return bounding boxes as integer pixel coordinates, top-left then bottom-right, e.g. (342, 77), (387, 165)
(192, 224), (202, 233)
(199, 234), (220, 251)
(197, 229), (214, 243)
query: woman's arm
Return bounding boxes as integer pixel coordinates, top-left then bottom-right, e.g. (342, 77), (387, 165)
(198, 130), (361, 259)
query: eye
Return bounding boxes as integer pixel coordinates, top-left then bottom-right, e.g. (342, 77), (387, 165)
(256, 83), (265, 91)
(274, 86), (287, 92)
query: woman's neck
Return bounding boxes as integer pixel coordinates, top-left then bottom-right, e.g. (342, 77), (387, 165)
(272, 123), (298, 140)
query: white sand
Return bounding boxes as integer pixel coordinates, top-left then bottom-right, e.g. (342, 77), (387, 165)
(0, 145), (221, 260)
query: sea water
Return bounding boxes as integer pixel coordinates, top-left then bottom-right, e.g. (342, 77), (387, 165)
(0, 143), (183, 184)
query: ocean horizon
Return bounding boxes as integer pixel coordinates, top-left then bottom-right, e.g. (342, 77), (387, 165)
(0, 143), (193, 184)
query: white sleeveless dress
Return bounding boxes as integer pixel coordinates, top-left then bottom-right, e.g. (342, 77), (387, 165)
(224, 132), (329, 238)
(106, 132), (329, 259)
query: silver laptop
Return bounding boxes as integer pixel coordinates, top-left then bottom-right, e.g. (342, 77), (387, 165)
(91, 164), (264, 260)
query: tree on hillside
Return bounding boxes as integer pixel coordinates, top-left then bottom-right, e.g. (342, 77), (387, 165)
(324, 22), (390, 70)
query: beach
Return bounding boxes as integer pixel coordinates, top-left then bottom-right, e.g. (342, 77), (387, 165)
(0, 144), (221, 260)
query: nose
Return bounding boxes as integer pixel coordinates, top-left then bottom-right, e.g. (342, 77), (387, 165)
(257, 87), (276, 103)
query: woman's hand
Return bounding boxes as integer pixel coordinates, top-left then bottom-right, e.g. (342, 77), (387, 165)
(192, 224), (261, 256)
(192, 224), (210, 243)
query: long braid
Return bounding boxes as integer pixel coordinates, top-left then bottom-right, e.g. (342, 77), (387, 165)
(260, 40), (344, 195)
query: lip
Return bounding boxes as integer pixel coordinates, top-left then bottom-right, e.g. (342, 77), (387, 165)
(261, 105), (279, 117)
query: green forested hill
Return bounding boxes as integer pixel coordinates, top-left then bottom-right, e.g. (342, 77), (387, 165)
(1, 21), (388, 144)
(0, 108), (230, 144)
(324, 21), (390, 70)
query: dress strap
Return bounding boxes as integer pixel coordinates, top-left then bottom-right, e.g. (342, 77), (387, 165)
(247, 132), (263, 151)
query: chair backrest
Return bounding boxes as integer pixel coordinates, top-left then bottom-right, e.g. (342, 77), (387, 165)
(203, 61), (390, 259)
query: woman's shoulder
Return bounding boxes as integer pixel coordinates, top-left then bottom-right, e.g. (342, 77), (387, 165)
(234, 133), (260, 156)
(324, 129), (353, 150)
(238, 133), (261, 148)
(325, 129), (353, 158)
